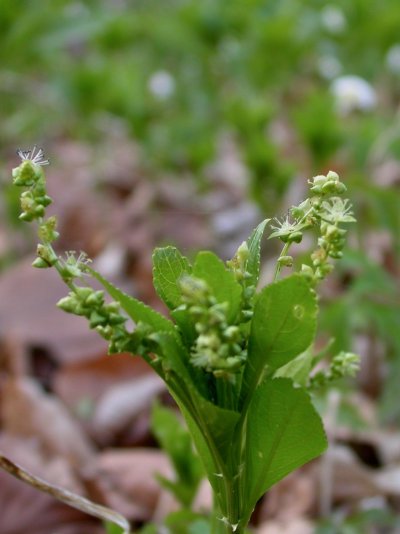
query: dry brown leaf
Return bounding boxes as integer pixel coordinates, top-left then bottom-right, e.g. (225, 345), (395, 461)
(85, 448), (173, 522)
(54, 353), (152, 412)
(92, 374), (165, 446)
(0, 259), (106, 365)
(2, 376), (94, 465)
(0, 470), (103, 534)
(257, 517), (314, 534)
(318, 446), (380, 504)
(374, 466), (400, 497)
(257, 470), (316, 524)
(0, 433), (102, 534)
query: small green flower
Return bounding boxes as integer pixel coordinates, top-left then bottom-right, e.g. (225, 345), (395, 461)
(321, 198), (356, 224)
(59, 251), (92, 280)
(269, 216), (309, 243)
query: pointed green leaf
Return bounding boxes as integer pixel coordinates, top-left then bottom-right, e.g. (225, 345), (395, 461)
(245, 218), (269, 288)
(88, 267), (176, 336)
(242, 274), (317, 403)
(193, 251), (242, 323)
(244, 378), (327, 520)
(153, 246), (192, 310)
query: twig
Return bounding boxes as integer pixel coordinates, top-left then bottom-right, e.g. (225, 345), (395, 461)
(0, 452), (131, 534)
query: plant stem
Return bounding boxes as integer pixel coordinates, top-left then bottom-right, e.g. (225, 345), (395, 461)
(273, 241), (290, 281)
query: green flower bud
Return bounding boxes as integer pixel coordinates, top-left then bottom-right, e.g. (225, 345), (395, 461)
(300, 264), (314, 281)
(12, 161), (41, 187)
(277, 255), (293, 267)
(326, 170), (339, 181)
(57, 295), (79, 313)
(89, 310), (107, 328)
(38, 217), (59, 243)
(287, 231), (303, 244)
(328, 250), (343, 259)
(312, 175), (328, 186)
(224, 326), (240, 342)
(86, 290), (105, 306)
(243, 285), (255, 300)
(241, 309), (253, 320)
(237, 241), (249, 264)
(75, 287), (94, 300)
(36, 244), (58, 266)
(335, 182), (347, 194)
(104, 302), (120, 314)
(108, 313), (126, 326)
(32, 257), (52, 269)
(310, 184), (322, 195)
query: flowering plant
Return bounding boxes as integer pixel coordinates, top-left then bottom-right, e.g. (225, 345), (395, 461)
(11, 148), (358, 533)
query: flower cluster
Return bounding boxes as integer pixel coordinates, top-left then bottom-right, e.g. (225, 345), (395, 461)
(269, 170), (355, 285)
(226, 241), (255, 322)
(12, 147), (130, 355)
(12, 149), (52, 223)
(57, 287), (129, 353)
(180, 276), (246, 379)
(310, 351), (360, 389)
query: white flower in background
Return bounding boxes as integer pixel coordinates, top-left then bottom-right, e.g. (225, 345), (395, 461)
(321, 5), (347, 34)
(148, 70), (175, 100)
(318, 55), (342, 80)
(386, 44), (400, 74)
(331, 75), (377, 115)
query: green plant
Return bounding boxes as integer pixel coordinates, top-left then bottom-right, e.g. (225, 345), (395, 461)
(11, 147), (358, 534)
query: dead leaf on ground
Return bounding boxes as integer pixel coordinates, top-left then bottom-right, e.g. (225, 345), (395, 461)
(92, 374), (165, 446)
(2, 376), (94, 465)
(0, 260), (106, 365)
(257, 469), (316, 524)
(85, 448), (173, 522)
(317, 445), (380, 504)
(0, 433), (102, 534)
(0, 470), (103, 534)
(54, 353), (152, 414)
(257, 517), (314, 534)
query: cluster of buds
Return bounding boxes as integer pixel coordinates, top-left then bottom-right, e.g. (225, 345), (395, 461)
(57, 287), (129, 353)
(226, 241), (255, 322)
(180, 276), (246, 380)
(306, 173), (355, 283)
(309, 171), (347, 196)
(310, 351), (360, 389)
(270, 170), (355, 285)
(12, 147), (130, 355)
(12, 147), (52, 222)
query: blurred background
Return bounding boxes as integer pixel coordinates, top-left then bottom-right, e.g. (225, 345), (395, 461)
(0, 1), (399, 533)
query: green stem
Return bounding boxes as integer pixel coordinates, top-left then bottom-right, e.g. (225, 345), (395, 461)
(273, 241), (290, 281)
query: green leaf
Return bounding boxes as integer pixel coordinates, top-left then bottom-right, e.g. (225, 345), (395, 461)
(153, 333), (240, 496)
(193, 251), (242, 323)
(242, 274), (317, 403)
(171, 307), (197, 347)
(178, 398), (240, 497)
(243, 378), (327, 521)
(153, 246), (192, 309)
(151, 403), (203, 507)
(164, 511), (210, 534)
(88, 267), (176, 336)
(104, 523), (125, 534)
(274, 346), (315, 387)
(245, 218), (270, 288)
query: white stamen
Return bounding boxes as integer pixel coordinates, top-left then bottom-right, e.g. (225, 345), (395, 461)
(17, 145), (50, 166)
